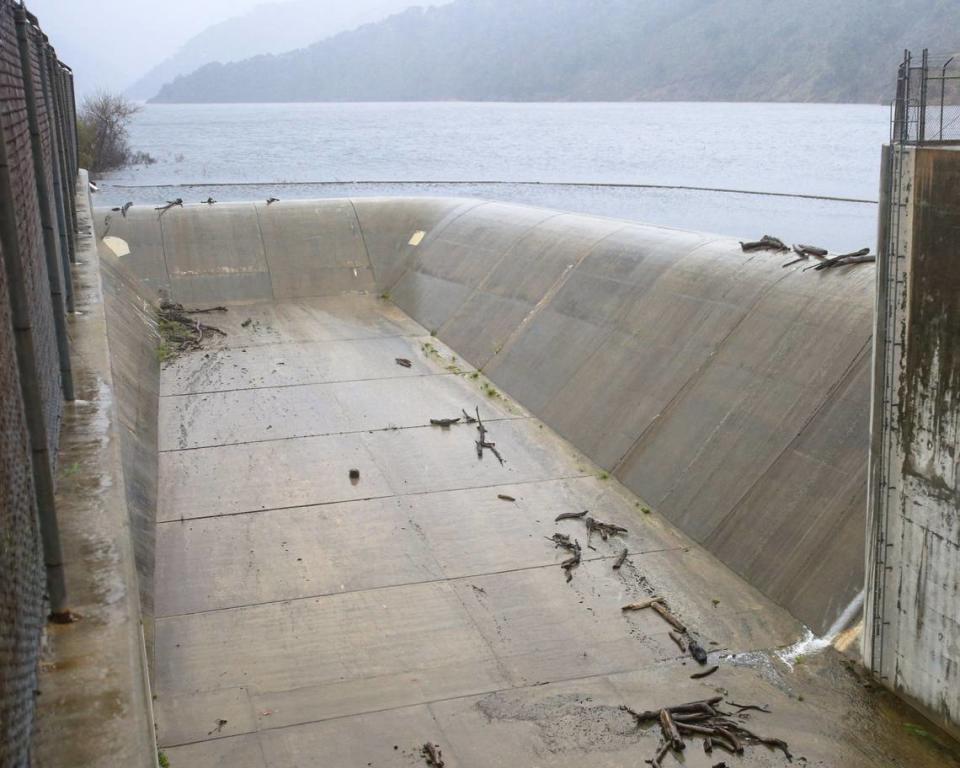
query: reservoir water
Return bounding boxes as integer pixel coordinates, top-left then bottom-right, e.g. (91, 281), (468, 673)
(99, 101), (889, 252)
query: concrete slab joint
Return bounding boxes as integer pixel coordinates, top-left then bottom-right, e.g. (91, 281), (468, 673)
(63, 191), (960, 765)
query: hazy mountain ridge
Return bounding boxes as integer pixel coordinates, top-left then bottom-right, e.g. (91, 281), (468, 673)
(151, 0), (958, 104)
(128, 0), (444, 100)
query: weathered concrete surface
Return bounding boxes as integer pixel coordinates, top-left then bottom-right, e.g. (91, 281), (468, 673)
(865, 146), (960, 738)
(96, 198), (875, 636)
(144, 296), (953, 767)
(90, 194), (960, 763)
(32, 174), (155, 766)
(98, 241), (161, 668)
(143, 293), (958, 767)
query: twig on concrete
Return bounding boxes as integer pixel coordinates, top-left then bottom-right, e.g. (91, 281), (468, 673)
(155, 198), (183, 216)
(585, 516), (627, 541)
(690, 665), (719, 680)
(613, 548), (629, 570)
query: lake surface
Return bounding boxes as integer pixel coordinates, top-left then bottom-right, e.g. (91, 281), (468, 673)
(100, 102), (889, 251)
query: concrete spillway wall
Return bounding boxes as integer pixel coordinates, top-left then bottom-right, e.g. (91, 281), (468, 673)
(98, 197), (875, 635)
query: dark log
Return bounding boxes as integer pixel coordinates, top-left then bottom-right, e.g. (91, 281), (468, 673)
(668, 631), (688, 652)
(612, 548), (628, 570)
(690, 665), (719, 679)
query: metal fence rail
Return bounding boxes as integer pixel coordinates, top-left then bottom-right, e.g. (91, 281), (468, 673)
(0, 1), (77, 765)
(891, 49), (960, 145)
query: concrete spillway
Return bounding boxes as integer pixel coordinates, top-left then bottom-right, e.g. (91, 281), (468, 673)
(92, 197), (936, 766)
(101, 198), (874, 635)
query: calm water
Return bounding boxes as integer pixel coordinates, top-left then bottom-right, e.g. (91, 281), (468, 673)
(100, 102), (889, 251)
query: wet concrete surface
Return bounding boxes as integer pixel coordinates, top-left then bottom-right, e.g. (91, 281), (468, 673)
(32, 178), (156, 767)
(153, 293), (960, 767)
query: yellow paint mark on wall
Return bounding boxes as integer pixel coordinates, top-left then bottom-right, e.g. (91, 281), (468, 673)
(102, 236), (131, 258)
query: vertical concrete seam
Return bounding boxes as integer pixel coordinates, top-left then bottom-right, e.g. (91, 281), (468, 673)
(157, 211), (174, 303)
(435, 209), (566, 340)
(610, 254), (799, 479)
(706, 336), (873, 552)
(486, 222), (637, 371)
(379, 199), (490, 299)
(347, 198), (373, 284)
(251, 202), (276, 301)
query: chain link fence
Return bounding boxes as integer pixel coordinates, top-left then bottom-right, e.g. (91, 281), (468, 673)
(891, 49), (960, 145)
(0, 1), (78, 765)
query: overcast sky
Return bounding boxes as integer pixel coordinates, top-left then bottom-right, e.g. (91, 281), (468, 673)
(26, 0), (301, 95)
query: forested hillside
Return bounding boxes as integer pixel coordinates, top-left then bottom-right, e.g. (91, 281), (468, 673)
(151, 0), (957, 103)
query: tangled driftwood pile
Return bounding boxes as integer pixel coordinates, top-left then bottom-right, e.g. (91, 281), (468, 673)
(621, 695), (791, 766)
(156, 300), (226, 360)
(740, 235), (875, 271)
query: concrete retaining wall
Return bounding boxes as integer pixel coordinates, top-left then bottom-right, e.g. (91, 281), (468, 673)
(96, 197), (876, 635)
(865, 146), (960, 738)
(98, 245), (161, 669)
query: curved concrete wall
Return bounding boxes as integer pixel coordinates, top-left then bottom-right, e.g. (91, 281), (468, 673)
(96, 197), (874, 634)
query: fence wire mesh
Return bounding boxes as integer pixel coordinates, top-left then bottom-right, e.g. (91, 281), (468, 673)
(0, 0), (77, 764)
(891, 49), (960, 145)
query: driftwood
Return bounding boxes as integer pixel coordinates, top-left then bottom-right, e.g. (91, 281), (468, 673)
(690, 665), (719, 680)
(740, 235), (789, 252)
(628, 696), (789, 765)
(612, 548), (629, 570)
(555, 510), (589, 522)
(796, 243), (828, 257)
(805, 247), (871, 271)
(659, 709), (684, 751)
(585, 516), (627, 541)
(651, 601), (687, 633)
(461, 409), (478, 424)
(157, 302), (227, 357)
(480, 440), (505, 465)
(668, 631), (687, 652)
(155, 198), (183, 216)
(473, 407), (504, 463)
(550, 534), (582, 582)
(647, 742), (670, 768)
(622, 598), (663, 612)
(181, 305), (227, 314)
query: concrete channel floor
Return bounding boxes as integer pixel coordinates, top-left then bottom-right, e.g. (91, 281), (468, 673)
(154, 295), (958, 768)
